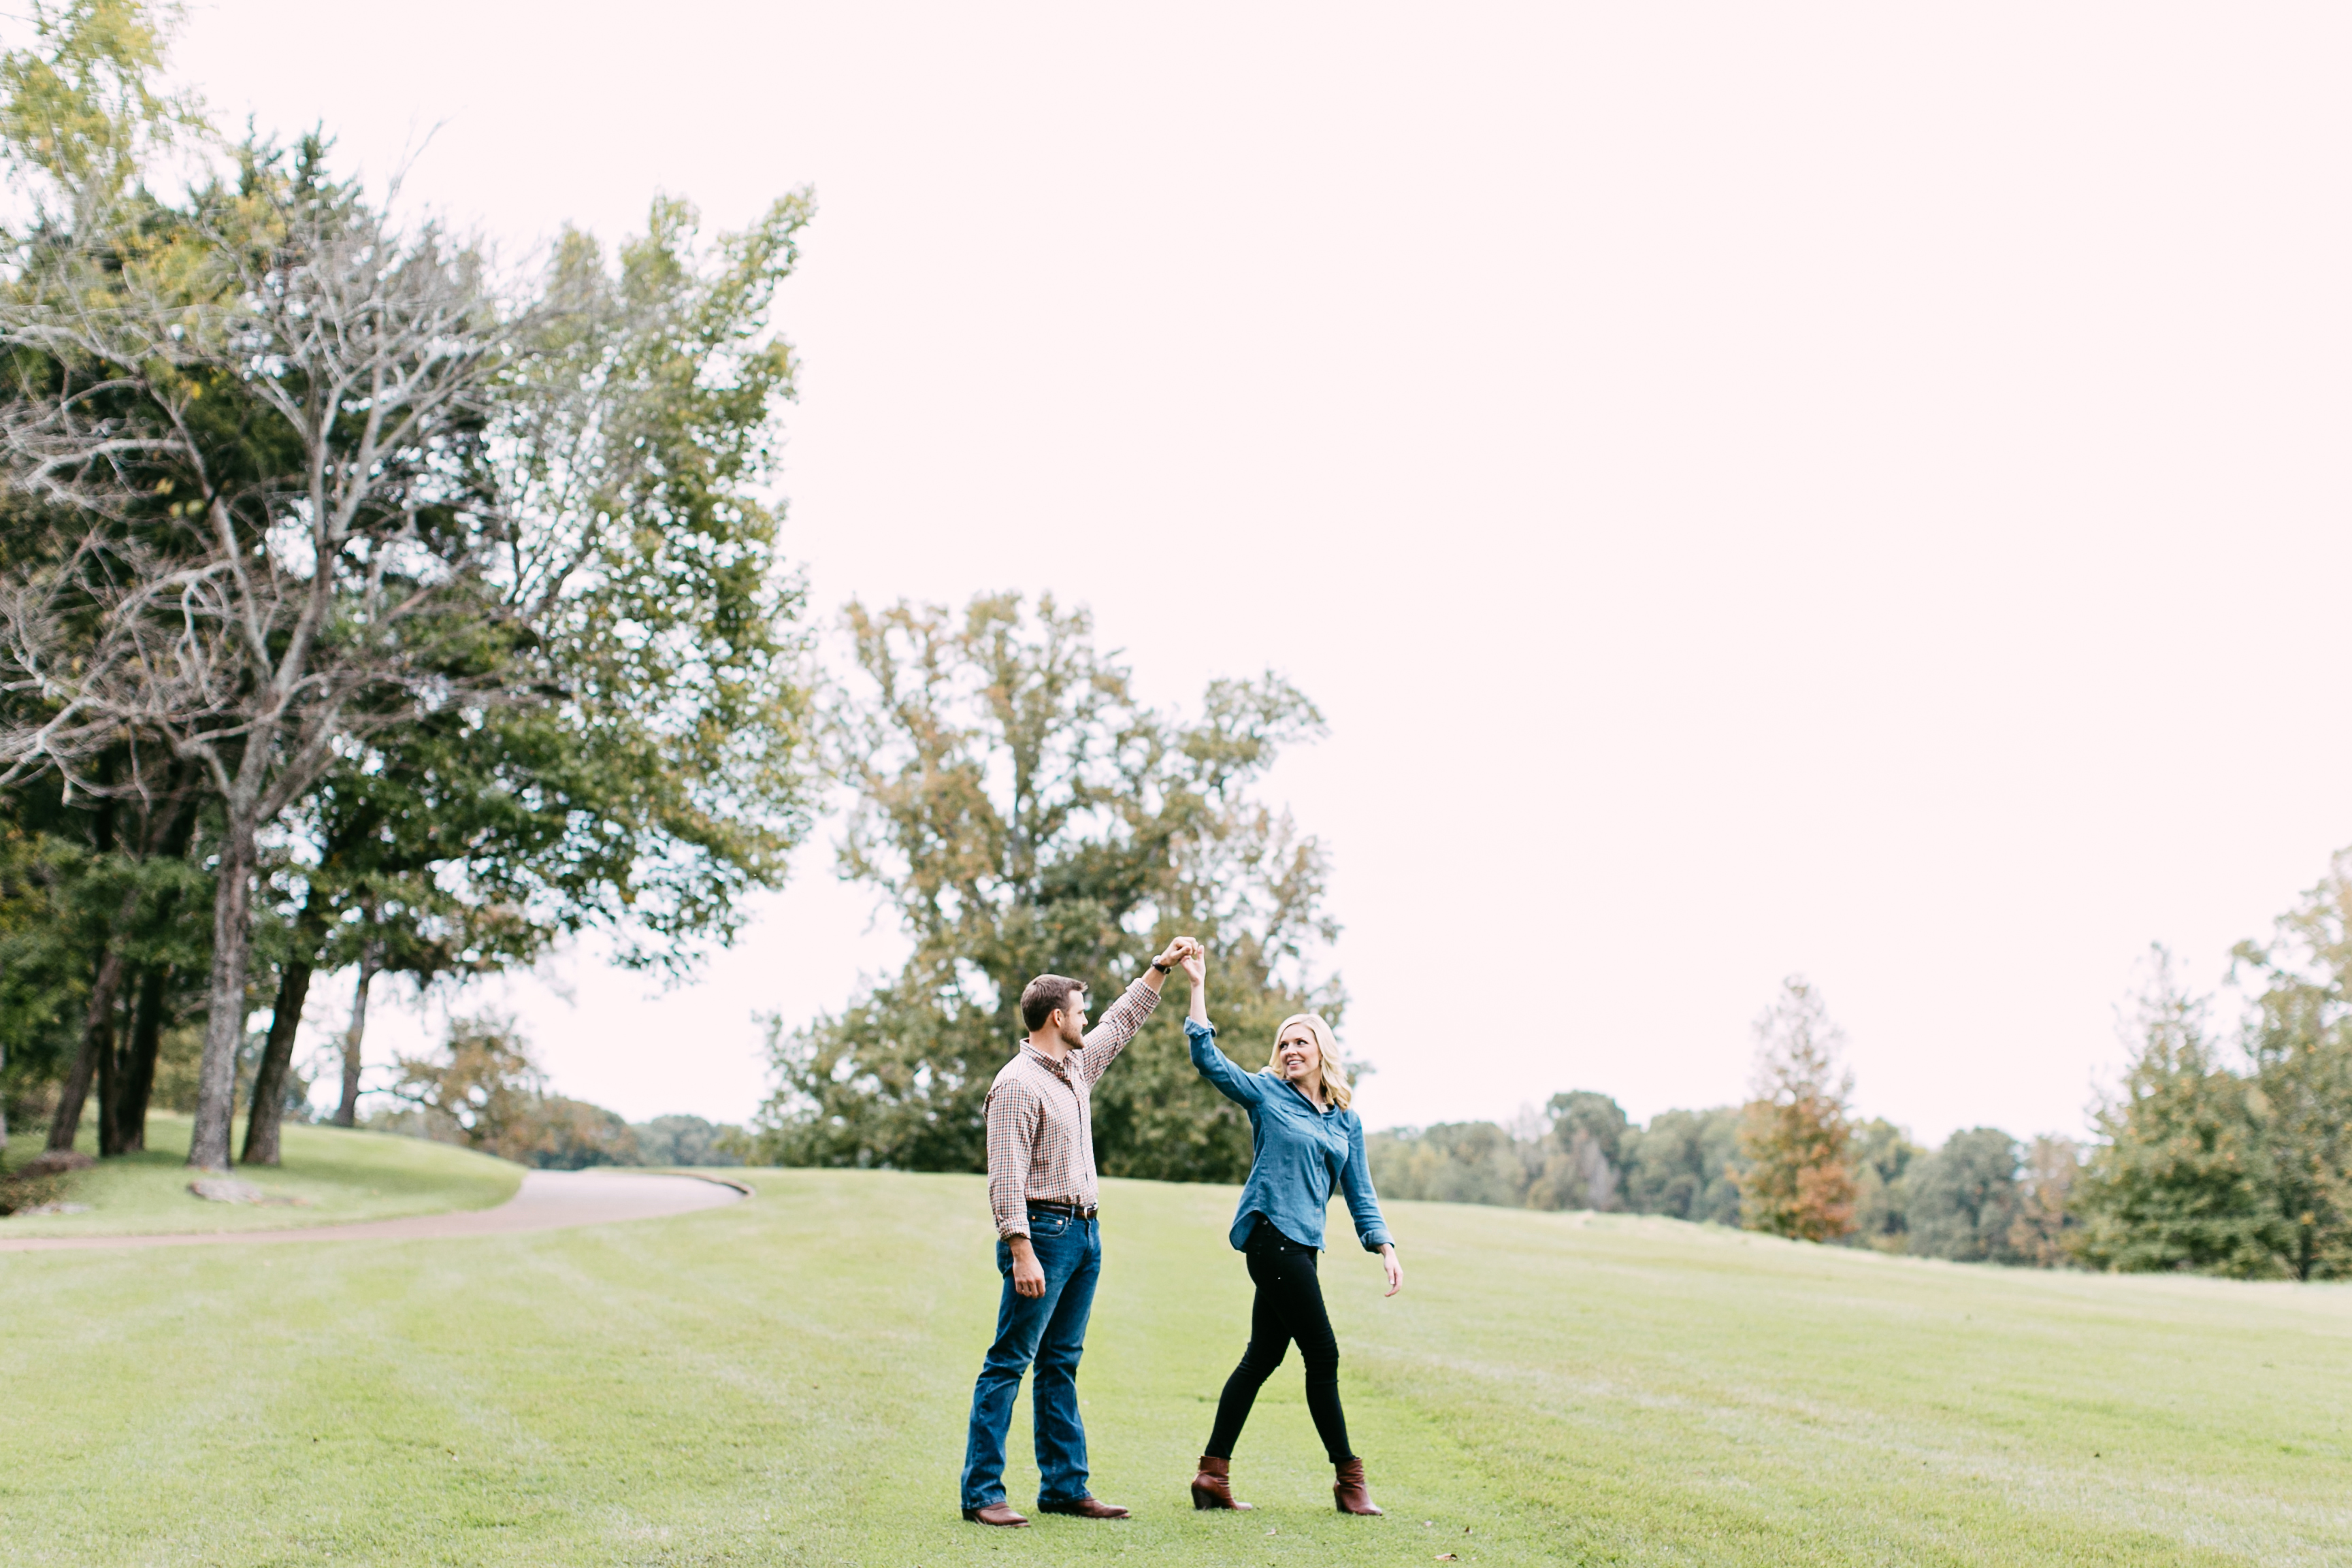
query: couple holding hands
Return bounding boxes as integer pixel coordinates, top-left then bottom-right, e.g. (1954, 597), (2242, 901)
(960, 936), (1401, 1526)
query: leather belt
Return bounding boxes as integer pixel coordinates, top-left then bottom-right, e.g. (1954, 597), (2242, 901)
(1028, 1200), (1098, 1220)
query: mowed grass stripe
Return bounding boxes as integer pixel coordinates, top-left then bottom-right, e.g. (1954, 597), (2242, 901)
(0, 1168), (2347, 1565)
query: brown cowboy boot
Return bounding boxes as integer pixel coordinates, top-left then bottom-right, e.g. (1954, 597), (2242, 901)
(1189, 1454), (1253, 1510)
(1333, 1457), (1382, 1516)
(1037, 1497), (1129, 1519)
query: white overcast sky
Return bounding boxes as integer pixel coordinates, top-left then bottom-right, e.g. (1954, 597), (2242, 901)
(169, 3), (2352, 1145)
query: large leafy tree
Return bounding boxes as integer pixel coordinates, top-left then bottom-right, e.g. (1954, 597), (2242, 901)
(1735, 977), (1857, 1242)
(239, 201), (817, 1164)
(0, 5), (813, 1168)
(747, 593), (1337, 1180)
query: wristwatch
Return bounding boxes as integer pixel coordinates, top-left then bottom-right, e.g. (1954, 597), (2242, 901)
(1151, 958), (1173, 974)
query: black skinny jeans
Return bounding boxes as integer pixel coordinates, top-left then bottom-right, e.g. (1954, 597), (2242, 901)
(1204, 1217), (1354, 1464)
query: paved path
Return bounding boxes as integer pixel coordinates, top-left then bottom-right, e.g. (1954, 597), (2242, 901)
(0, 1169), (748, 1252)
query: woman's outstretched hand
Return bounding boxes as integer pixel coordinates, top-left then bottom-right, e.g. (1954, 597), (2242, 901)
(1379, 1244), (1402, 1297)
(1179, 938), (1209, 1024)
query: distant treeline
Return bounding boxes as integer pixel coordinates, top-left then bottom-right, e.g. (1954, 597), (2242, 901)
(1374, 847), (2352, 1283)
(1369, 1104), (2079, 1267)
(357, 1017), (744, 1171)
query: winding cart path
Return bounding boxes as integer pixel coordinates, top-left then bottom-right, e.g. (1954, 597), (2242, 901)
(0, 1169), (747, 1252)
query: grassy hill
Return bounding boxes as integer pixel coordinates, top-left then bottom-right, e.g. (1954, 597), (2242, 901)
(0, 1169), (2345, 1565)
(0, 1115), (523, 1235)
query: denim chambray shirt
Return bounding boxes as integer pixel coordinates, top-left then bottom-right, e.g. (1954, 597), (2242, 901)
(1187, 1018), (1394, 1254)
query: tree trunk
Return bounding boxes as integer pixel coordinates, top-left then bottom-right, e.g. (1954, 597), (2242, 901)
(109, 964), (169, 1155)
(334, 948), (380, 1128)
(95, 978), (130, 1157)
(107, 794), (199, 1156)
(188, 816), (259, 1171)
(50, 892), (139, 1152)
(240, 949), (316, 1166)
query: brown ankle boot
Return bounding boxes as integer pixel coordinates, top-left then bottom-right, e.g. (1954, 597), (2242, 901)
(1333, 1457), (1382, 1515)
(1189, 1454), (1253, 1510)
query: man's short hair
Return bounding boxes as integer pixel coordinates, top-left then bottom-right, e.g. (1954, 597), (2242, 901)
(1020, 975), (1087, 1033)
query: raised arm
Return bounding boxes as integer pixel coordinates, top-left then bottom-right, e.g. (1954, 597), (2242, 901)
(1182, 943), (1265, 1106)
(1075, 937), (1192, 1085)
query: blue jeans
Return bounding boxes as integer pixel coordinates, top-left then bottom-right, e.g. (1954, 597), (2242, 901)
(960, 1207), (1101, 1509)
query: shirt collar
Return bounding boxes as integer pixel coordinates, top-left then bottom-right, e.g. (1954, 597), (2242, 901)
(1022, 1041), (1076, 1079)
(1263, 1068), (1333, 1115)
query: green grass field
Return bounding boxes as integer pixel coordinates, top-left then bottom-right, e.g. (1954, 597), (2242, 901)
(1, 1169), (2347, 1566)
(0, 1116), (523, 1235)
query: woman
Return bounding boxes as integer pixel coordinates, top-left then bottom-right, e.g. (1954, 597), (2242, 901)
(1178, 945), (1402, 1517)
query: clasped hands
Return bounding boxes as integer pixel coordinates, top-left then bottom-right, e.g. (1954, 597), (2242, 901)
(1153, 935), (1205, 980)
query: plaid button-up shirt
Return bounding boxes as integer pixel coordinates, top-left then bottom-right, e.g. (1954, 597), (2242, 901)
(984, 977), (1161, 1240)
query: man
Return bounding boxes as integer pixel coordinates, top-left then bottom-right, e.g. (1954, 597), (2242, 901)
(959, 936), (1200, 1527)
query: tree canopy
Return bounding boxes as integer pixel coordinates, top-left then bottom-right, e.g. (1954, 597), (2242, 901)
(745, 592), (1341, 1181)
(0, 1), (816, 1164)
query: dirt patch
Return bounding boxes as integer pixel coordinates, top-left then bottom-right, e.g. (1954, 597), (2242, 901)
(0, 1177), (64, 1216)
(14, 1150), (95, 1178)
(0, 1149), (96, 1213)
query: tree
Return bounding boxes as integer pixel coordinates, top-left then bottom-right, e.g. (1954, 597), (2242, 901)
(1366, 1122), (1531, 1207)
(1904, 1127), (2024, 1263)
(382, 1014), (637, 1169)
(0, 10), (815, 1168)
(238, 197), (814, 1161)
(2008, 1134), (2081, 1267)
(1735, 977), (1857, 1242)
(1526, 1090), (1629, 1211)
(746, 593), (1337, 1178)
(0, 137), (531, 1169)
(0, 765), (212, 1152)
(1620, 1107), (1746, 1224)
(2230, 849), (2352, 1281)
(633, 1114), (742, 1167)
(2070, 949), (2287, 1277)
(1847, 1117), (1923, 1253)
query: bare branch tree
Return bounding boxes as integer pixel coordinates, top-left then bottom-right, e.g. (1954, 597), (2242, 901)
(0, 146), (525, 1167)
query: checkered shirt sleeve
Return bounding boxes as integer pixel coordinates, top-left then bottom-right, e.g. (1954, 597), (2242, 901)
(1076, 976), (1159, 1085)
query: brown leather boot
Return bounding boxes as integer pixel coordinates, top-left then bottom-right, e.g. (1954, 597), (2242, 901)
(1333, 1457), (1382, 1516)
(1189, 1454), (1253, 1510)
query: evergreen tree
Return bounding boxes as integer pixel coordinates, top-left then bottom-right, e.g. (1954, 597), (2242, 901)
(2230, 851), (2352, 1281)
(2071, 949), (2288, 1277)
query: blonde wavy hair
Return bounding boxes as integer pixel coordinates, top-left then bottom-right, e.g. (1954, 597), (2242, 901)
(1267, 1012), (1352, 1110)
